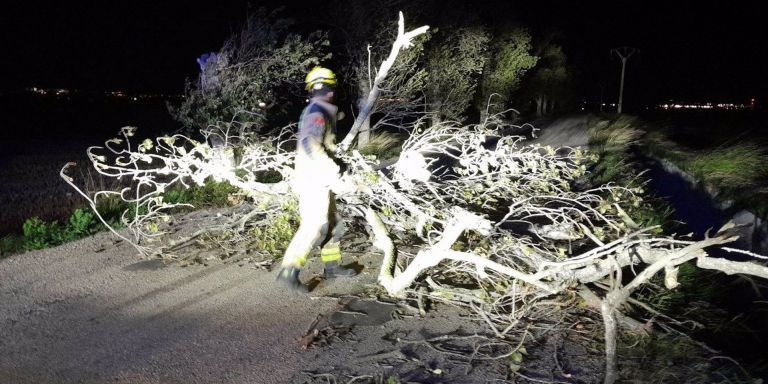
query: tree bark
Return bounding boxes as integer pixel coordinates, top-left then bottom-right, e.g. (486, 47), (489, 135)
(535, 95), (543, 117)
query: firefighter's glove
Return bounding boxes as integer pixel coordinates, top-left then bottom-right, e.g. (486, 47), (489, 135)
(337, 161), (349, 175)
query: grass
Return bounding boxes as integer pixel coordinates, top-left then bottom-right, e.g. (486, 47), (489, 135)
(643, 122), (768, 202)
(686, 143), (768, 189)
(585, 115), (674, 230)
(359, 131), (406, 159)
(587, 115), (643, 153)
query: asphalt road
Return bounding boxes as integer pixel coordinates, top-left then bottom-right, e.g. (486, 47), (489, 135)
(0, 230), (341, 384)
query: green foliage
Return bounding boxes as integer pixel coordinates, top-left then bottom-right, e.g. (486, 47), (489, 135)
(68, 208), (96, 237)
(94, 195), (129, 228)
(249, 199), (299, 258)
(425, 27), (491, 121)
(643, 122), (768, 211)
(636, 262), (718, 312)
(20, 209), (97, 251)
(518, 32), (575, 116)
(164, 179), (239, 208)
(476, 27), (538, 117)
(22, 217), (59, 250)
(255, 169), (284, 184)
(588, 115), (643, 152)
(171, 8), (331, 132)
(586, 116), (643, 186)
(644, 127), (768, 191)
(4, 179), (238, 257)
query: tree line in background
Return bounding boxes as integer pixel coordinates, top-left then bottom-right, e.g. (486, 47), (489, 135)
(173, 2), (576, 147)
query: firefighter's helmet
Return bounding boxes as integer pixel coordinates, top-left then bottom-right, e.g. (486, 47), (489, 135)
(305, 66), (337, 91)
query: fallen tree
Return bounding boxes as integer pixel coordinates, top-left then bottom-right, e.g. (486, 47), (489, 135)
(62, 12), (768, 384)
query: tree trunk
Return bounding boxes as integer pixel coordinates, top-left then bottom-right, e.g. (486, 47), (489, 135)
(543, 95), (551, 116)
(357, 95), (372, 149)
(601, 295), (619, 384)
(431, 113), (441, 127)
(535, 95), (543, 117)
(357, 116), (371, 149)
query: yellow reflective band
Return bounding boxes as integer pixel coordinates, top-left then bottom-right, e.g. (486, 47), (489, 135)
(321, 253), (341, 262)
(320, 247), (340, 255)
(283, 253), (309, 268)
(320, 246), (341, 262)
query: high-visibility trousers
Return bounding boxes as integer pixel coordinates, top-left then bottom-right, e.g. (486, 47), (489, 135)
(281, 186), (344, 268)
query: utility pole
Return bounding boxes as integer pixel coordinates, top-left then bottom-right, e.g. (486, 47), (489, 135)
(611, 47), (637, 114)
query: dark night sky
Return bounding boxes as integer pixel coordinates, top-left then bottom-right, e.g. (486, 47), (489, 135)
(1, 1), (766, 105)
(526, 0), (768, 105)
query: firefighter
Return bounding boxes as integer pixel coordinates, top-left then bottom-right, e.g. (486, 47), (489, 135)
(276, 66), (358, 291)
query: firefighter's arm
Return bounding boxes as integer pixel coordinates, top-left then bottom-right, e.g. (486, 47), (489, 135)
(301, 111), (340, 173)
(323, 128), (338, 153)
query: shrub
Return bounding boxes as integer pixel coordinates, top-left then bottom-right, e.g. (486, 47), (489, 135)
(171, 8), (331, 133)
(164, 179), (239, 208)
(68, 208), (96, 237)
(22, 217), (59, 250)
(248, 199), (299, 258)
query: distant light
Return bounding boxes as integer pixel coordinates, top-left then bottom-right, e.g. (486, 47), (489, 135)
(656, 101), (750, 110)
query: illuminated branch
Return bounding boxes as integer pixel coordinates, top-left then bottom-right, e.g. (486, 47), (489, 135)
(339, 12), (429, 151)
(61, 122), (295, 257)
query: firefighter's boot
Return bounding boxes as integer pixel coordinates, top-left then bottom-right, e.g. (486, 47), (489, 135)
(276, 266), (308, 292)
(323, 261), (357, 279)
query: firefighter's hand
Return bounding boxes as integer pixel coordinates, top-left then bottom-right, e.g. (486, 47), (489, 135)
(330, 156), (349, 175)
(337, 161), (349, 175)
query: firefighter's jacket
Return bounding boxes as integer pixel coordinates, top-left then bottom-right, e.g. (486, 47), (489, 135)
(293, 98), (342, 190)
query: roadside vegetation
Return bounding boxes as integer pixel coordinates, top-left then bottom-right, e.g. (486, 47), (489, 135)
(586, 115), (674, 229)
(642, 120), (768, 216)
(0, 179), (238, 258)
(587, 114), (768, 377)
